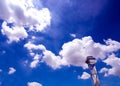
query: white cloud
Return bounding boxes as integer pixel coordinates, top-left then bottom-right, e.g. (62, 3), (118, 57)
(8, 67), (16, 75)
(24, 42), (62, 69)
(24, 36), (120, 72)
(70, 34), (76, 38)
(24, 42), (46, 51)
(24, 42), (45, 68)
(30, 60), (39, 68)
(100, 54), (120, 76)
(33, 54), (41, 60)
(0, 0), (51, 43)
(102, 39), (120, 52)
(28, 8), (51, 31)
(59, 36), (120, 69)
(27, 82), (42, 86)
(42, 50), (62, 69)
(0, 0), (51, 27)
(99, 67), (109, 77)
(78, 72), (90, 80)
(30, 54), (41, 68)
(1, 21), (28, 43)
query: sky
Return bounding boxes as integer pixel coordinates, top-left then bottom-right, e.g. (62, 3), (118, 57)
(0, 0), (120, 86)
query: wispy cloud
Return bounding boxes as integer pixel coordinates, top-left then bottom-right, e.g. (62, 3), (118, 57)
(0, 69), (2, 72)
(8, 67), (16, 75)
(78, 72), (90, 80)
(70, 34), (76, 38)
(44, 0), (108, 24)
(27, 82), (42, 86)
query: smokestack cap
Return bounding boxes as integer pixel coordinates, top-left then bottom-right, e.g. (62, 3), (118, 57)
(86, 56), (96, 65)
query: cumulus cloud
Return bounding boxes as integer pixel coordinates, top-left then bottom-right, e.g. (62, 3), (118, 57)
(78, 72), (90, 80)
(0, 0), (51, 43)
(0, 0), (51, 27)
(24, 42), (46, 51)
(59, 36), (120, 69)
(100, 54), (120, 76)
(8, 67), (16, 75)
(42, 50), (63, 69)
(30, 54), (41, 68)
(24, 42), (46, 68)
(30, 59), (39, 68)
(27, 82), (42, 86)
(24, 36), (120, 71)
(1, 21), (28, 43)
(24, 42), (62, 69)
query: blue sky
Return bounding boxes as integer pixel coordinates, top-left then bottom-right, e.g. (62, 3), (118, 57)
(0, 0), (120, 86)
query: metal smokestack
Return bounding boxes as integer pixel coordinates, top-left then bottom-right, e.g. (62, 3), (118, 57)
(86, 56), (100, 86)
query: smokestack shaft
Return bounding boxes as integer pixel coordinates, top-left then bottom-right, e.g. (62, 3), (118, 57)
(90, 67), (100, 86)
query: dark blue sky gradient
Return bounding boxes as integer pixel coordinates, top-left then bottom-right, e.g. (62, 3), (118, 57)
(0, 0), (120, 86)
(91, 0), (120, 42)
